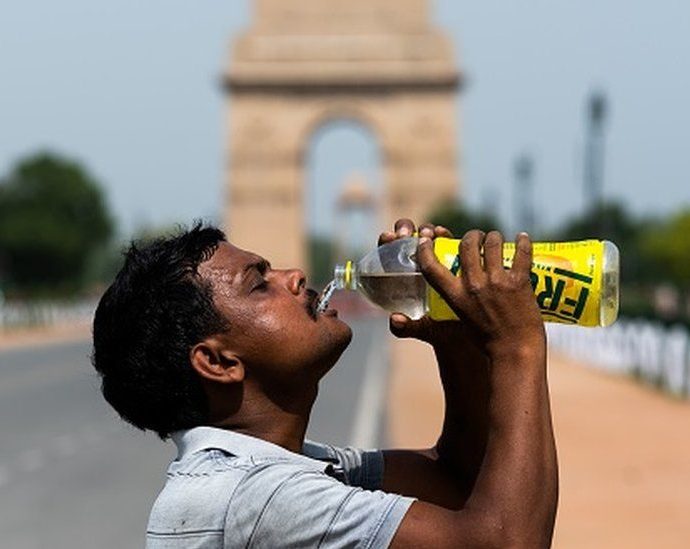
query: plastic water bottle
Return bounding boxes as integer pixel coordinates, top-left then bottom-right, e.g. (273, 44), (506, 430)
(319, 237), (619, 327)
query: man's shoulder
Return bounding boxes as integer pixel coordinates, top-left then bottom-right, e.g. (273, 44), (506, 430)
(146, 449), (248, 540)
(147, 445), (414, 549)
(146, 446), (344, 546)
(149, 446), (320, 513)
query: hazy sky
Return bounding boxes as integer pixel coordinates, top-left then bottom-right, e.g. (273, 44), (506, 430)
(1, 1), (689, 238)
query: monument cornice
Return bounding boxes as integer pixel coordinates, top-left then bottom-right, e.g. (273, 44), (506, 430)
(224, 73), (462, 94)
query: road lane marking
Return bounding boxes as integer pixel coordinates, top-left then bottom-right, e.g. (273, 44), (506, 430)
(349, 324), (389, 449)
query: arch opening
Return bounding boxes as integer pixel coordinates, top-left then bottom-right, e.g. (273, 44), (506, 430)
(304, 118), (383, 284)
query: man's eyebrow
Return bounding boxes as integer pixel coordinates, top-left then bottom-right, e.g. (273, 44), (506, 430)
(242, 258), (270, 278)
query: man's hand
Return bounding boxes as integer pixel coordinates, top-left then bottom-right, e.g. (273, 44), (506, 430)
(416, 228), (545, 359)
(377, 218), (480, 355)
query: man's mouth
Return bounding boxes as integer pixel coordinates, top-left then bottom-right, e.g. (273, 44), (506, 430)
(305, 289), (337, 320)
(305, 289), (320, 320)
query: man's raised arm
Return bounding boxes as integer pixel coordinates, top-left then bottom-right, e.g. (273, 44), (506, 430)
(388, 230), (558, 548)
(381, 221), (490, 509)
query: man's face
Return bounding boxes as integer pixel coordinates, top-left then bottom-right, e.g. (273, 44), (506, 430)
(198, 242), (352, 386)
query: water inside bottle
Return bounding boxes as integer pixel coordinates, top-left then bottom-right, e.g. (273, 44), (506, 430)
(358, 272), (427, 320)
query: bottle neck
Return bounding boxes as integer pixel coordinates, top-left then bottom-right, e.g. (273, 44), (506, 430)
(334, 261), (358, 290)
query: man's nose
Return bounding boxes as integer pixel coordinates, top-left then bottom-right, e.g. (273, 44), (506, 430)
(284, 269), (306, 295)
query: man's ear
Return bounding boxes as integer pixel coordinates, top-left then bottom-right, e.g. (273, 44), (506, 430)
(190, 337), (244, 384)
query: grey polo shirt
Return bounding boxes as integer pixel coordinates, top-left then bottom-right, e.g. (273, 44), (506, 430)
(146, 426), (415, 548)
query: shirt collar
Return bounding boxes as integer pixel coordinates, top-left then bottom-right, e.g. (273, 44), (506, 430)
(171, 426), (331, 473)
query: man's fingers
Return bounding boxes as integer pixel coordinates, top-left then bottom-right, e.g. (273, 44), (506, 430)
(390, 313), (423, 339)
(459, 230), (486, 286)
(417, 237), (463, 308)
(418, 223), (435, 239)
(390, 313), (443, 344)
(394, 218), (416, 238)
(383, 220), (451, 246)
(483, 231), (504, 276)
(511, 232), (533, 275)
(434, 225), (453, 238)
(420, 223), (454, 239)
(378, 230), (396, 247)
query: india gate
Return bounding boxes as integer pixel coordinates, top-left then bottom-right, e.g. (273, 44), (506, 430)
(224, 0), (462, 268)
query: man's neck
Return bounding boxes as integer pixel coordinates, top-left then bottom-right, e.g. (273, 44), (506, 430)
(211, 383), (317, 454)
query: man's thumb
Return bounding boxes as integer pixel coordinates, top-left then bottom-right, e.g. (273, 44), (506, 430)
(389, 313), (428, 340)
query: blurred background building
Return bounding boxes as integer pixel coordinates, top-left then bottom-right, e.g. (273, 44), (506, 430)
(224, 0), (461, 269)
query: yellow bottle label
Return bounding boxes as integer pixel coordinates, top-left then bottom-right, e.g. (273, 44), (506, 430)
(429, 238), (605, 327)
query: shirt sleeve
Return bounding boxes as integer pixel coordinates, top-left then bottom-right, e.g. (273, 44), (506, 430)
(226, 462), (415, 549)
(303, 440), (385, 490)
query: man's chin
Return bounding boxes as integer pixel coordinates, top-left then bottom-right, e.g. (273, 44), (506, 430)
(316, 319), (352, 372)
(316, 307), (350, 331)
(328, 316), (353, 348)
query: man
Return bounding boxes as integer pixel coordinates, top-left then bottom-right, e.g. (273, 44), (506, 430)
(92, 218), (558, 548)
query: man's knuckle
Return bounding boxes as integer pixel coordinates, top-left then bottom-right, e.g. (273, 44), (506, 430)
(420, 261), (433, 276)
(488, 271), (504, 286)
(465, 279), (483, 295)
(443, 283), (464, 305)
(418, 254), (435, 273)
(516, 242), (532, 258)
(508, 271), (527, 285)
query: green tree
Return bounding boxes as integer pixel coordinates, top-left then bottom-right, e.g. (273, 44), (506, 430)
(555, 201), (639, 243)
(85, 223), (202, 295)
(308, 235), (334, 286)
(554, 201), (660, 285)
(428, 202), (502, 237)
(0, 152), (115, 297)
(640, 208), (690, 290)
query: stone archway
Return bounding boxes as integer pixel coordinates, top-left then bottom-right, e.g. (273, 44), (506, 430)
(304, 117), (381, 266)
(224, 0), (462, 269)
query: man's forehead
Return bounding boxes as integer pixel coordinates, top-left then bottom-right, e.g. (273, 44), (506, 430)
(212, 242), (261, 264)
(199, 242), (262, 280)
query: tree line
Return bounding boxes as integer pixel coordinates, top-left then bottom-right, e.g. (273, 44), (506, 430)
(0, 152), (115, 300)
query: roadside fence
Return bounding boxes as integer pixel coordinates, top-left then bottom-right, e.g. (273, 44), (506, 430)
(0, 300), (96, 331)
(548, 318), (690, 399)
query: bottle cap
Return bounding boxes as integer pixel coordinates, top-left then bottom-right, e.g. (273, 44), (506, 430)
(334, 261), (355, 290)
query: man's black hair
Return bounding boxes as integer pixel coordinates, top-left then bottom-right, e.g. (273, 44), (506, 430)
(92, 222), (227, 439)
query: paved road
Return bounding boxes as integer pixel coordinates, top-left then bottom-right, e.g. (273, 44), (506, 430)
(0, 317), (389, 548)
